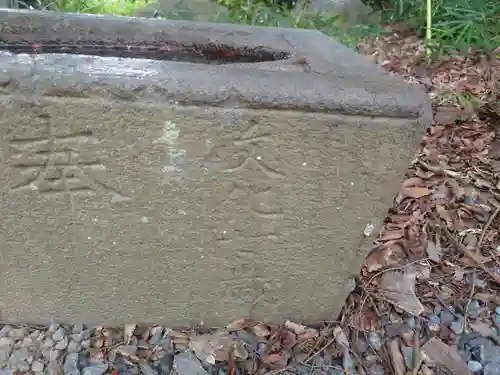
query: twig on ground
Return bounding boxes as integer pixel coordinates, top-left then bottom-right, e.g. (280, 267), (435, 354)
(463, 272), (476, 333)
(475, 205), (500, 254)
(411, 324), (423, 375)
(301, 336), (336, 365)
(435, 218), (500, 285)
(301, 322), (335, 364)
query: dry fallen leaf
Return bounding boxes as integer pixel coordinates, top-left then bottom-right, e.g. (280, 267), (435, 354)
(387, 338), (405, 375)
(365, 241), (405, 272)
(379, 266), (425, 316)
(333, 326), (349, 348)
(379, 229), (406, 241)
(426, 240), (442, 263)
(284, 321), (315, 336)
(116, 345), (140, 362)
(263, 353), (287, 368)
(189, 331), (245, 364)
(475, 292), (500, 304)
(251, 323), (271, 337)
(167, 330), (190, 345)
(469, 321), (495, 337)
(421, 337), (471, 375)
(124, 324), (136, 345)
(403, 186), (433, 199)
(226, 318), (248, 331)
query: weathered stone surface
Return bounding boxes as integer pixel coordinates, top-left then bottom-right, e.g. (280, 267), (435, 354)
(133, 0), (228, 22)
(296, 0), (376, 27)
(0, 10), (431, 326)
(0, 0), (17, 8)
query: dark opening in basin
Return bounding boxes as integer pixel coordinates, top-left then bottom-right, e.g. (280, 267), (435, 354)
(0, 39), (290, 64)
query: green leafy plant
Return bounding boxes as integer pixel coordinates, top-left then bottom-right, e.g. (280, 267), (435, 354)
(381, 0), (500, 55)
(56, 0), (148, 15)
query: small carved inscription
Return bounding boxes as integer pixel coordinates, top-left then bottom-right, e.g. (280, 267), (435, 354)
(211, 122), (285, 243)
(214, 182), (283, 243)
(5, 115), (130, 209)
(218, 276), (277, 307)
(220, 123), (286, 180)
(208, 121), (287, 307)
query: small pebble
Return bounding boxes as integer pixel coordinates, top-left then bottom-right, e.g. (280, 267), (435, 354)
(173, 352), (209, 375)
(389, 312), (403, 325)
(67, 340), (81, 353)
(0, 339), (14, 363)
(88, 351), (105, 366)
(0, 326), (12, 337)
(495, 314), (500, 325)
(52, 327), (66, 342)
(402, 347), (414, 369)
(81, 340), (91, 349)
(31, 360), (45, 373)
(149, 327), (163, 346)
(139, 361), (158, 375)
(367, 365), (385, 375)
(428, 314), (441, 331)
(47, 323), (59, 334)
(468, 300), (483, 319)
(440, 309), (455, 325)
(82, 364), (108, 375)
(174, 342), (189, 352)
(80, 329), (92, 341)
(473, 277), (487, 289)
(63, 353), (80, 375)
(483, 362), (500, 375)
(11, 328), (28, 340)
(22, 337), (34, 347)
(47, 361), (63, 375)
(29, 330), (41, 340)
(107, 349), (117, 362)
(458, 349), (471, 362)
(468, 361), (483, 372)
(0, 337), (14, 346)
(405, 316), (416, 330)
(55, 337), (69, 350)
(156, 353), (174, 375)
(43, 338), (55, 348)
(439, 286), (454, 300)
(16, 363), (31, 372)
(48, 348), (61, 361)
(368, 332), (382, 350)
(8, 347), (31, 365)
(69, 334), (81, 343)
(126, 366), (140, 375)
(72, 324), (84, 334)
(0, 346), (12, 362)
(451, 320), (465, 335)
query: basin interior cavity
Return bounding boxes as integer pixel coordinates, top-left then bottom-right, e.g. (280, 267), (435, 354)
(0, 39), (290, 64)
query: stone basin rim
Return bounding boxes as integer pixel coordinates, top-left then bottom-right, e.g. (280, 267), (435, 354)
(0, 52), (427, 119)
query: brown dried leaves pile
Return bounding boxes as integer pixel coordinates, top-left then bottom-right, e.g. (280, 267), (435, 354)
(345, 29), (500, 334)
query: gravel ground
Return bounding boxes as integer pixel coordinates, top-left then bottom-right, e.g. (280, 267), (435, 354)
(1, 22), (499, 375)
